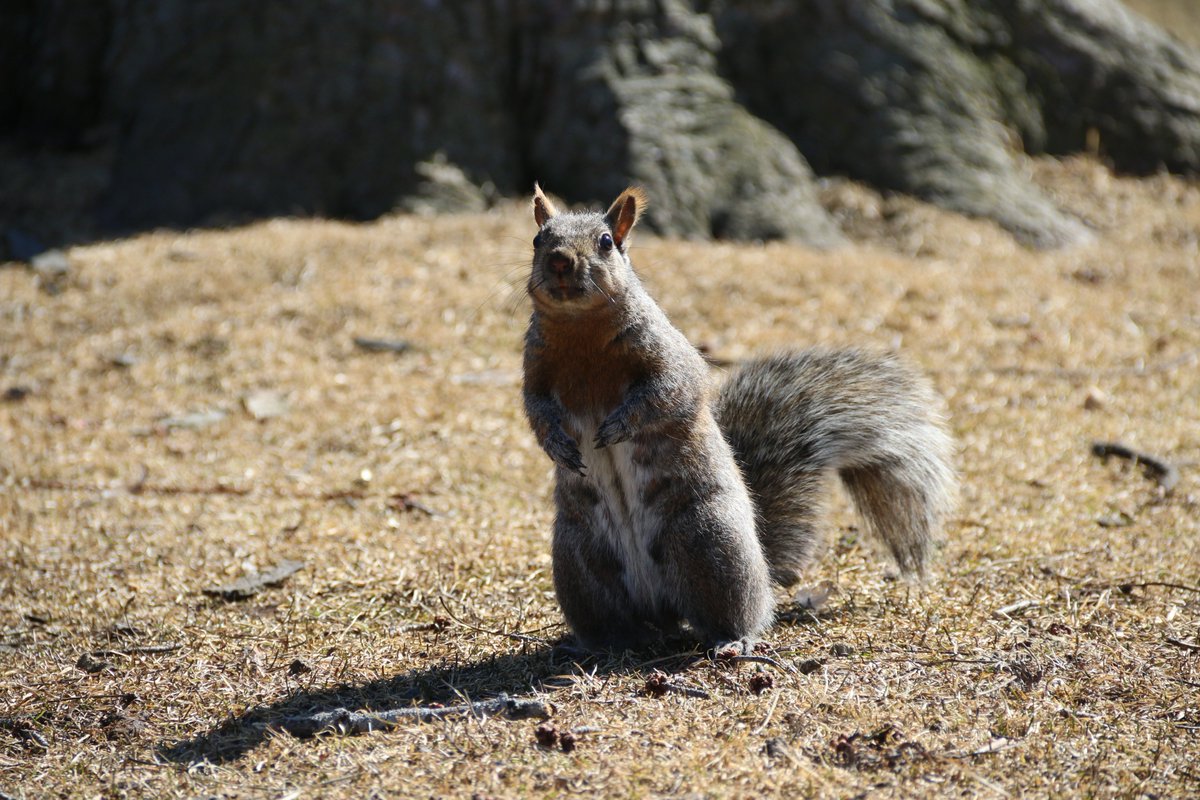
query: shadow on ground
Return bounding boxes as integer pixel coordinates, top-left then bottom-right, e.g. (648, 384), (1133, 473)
(156, 637), (710, 765)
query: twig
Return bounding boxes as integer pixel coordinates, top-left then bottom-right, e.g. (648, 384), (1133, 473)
(353, 336), (413, 354)
(265, 694), (551, 738)
(1166, 637), (1200, 653)
(437, 596), (554, 646)
(1040, 569), (1200, 595)
(945, 738), (1024, 758)
(88, 644), (182, 658)
(21, 477), (437, 506)
(1126, 581), (1200, 594)
(993, 599), (1039, 619)
(1091, 441), (1180, 492)
(388, 492), (440, 517)
(722, 654), (794, 673)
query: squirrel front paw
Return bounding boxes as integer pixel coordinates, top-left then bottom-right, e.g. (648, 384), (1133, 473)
(545, 426), (586, 475)
(594, 412), (633, 449)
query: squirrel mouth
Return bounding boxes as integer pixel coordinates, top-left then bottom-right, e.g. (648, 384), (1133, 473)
(553, 287), (584, 300)
(544, 279), (589, 301)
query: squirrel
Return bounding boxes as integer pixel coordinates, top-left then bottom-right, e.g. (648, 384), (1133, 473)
(522, 184), (957, 653)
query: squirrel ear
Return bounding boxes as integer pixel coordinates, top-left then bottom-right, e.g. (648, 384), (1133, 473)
(605, 186), (647, 248)
(532, 183), (558, 227)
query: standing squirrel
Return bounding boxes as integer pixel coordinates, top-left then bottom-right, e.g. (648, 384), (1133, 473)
(522, 185), (957, 653)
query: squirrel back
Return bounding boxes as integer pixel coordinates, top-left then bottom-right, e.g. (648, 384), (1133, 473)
(522, 185), (957, 652)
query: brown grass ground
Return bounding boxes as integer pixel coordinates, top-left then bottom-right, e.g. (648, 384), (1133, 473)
(2, 156), (1198, 798)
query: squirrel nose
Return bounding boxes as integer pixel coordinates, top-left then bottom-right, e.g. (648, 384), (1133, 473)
(548, 252), (572, 277)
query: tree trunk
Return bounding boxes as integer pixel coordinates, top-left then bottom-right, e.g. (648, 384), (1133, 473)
(3, 0), (1200, 250)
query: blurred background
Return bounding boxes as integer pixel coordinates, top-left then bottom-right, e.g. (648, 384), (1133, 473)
(3, 0), (1200, 256)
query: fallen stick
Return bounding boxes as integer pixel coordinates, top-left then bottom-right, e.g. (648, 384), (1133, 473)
(993, 599), (1039, 619)
(266, 694), (552, 738)
(353, 336), (412, 354)
(21, 477), (437, 506)
(1091, 441), (1180, 492)
(88, 644), (183, 658)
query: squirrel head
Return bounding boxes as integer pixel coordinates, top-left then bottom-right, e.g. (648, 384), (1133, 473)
(528, 184), (647, 314)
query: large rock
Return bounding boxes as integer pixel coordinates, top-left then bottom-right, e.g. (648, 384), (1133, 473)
(14, 0), (835, 244)
(4, 0), (1200, 248)
(706, 0), (1200, 246)
(524, 0), (841, 243)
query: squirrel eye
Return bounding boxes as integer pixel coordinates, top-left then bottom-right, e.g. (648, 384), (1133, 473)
(598, 232), (614, 252)
(533, 232), (542, 249)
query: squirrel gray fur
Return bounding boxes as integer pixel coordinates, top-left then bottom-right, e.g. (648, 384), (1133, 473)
(522, 185), (957, 653)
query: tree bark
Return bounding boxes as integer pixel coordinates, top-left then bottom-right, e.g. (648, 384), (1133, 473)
(3, 0), (1200, 249)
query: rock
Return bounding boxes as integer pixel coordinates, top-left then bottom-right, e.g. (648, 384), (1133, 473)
(400, 153), (493, 215)
(3, 386), (32, 402)
(158, 409), (227, 430)
(528, 0), (841, 244)
(31, 249), (71, 277)
(243, 389), (290, 421)
(707, 0), (1200, 247)
(5, 0), (1200, 248)
(1083, 387), (1106, 410)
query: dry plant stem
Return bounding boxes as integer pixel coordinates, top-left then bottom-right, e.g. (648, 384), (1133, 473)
(1091, 441), (1180, 491)
(20, 476), (436, 505)
(1165, 637), (1200, 652)
(88, 644), (182, 657)
(266, 695), (552, 738)
(437, 596), (555, 646)
(1041, 569), (1200, 594)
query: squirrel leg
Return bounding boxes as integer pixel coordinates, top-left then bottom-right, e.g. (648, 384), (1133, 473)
(551, 505), (661, 652)
(525, 392), (586, 474)
(655, 506), (776, 652)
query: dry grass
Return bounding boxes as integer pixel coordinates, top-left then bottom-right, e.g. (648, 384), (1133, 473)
(1125, 0), (1200, 46)
(2, 156), (1199, 798)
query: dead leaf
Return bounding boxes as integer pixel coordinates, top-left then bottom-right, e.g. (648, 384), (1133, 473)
(203, 560), (305, 601)
(244, 389), (290, 420)
(159, 409), (226, 430)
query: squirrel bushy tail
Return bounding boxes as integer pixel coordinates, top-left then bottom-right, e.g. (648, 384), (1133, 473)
(716, 349), (957, 586)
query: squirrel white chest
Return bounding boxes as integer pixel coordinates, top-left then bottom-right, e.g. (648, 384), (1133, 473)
(571, 416), (665, 608)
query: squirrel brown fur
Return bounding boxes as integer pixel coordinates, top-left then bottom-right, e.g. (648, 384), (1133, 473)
(522, 185), (957, 652)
